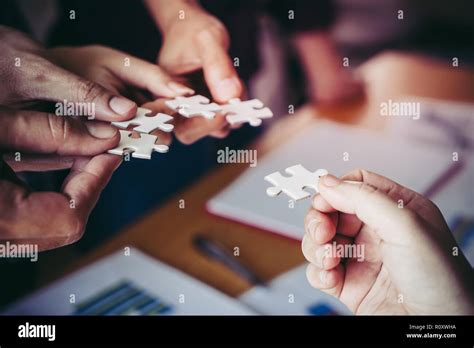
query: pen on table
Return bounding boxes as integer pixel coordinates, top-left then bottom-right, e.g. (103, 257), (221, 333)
(193, 234), (266, 287)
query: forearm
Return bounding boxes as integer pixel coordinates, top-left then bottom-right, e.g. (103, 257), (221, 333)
(144, 0), (202, 34)
(292, 32), (342, 83)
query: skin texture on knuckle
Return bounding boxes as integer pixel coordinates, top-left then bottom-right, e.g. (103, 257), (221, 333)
(196, 19), (230, 48)
(45, 113), (69, 154)
(28, 58), (50, 85)
(75, 78), (106, 104)
(1, 54), (52, 102)
(357, 181), (379, 201)
(344, 168), (368, 181)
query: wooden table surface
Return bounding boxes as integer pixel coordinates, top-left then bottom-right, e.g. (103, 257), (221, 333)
(60, 52), (474, 298)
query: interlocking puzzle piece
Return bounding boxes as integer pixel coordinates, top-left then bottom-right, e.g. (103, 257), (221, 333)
(111, 107), (174, 134)
(222, 98), (273, 127)
(165, 95), (221, 119)
(108, 130), (169, 160)
(264, 165), (328, 201)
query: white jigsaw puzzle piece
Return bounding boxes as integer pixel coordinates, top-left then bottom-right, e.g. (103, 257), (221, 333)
(165, 95), (221, 119)
(111, 107), (174, 134)
(222, 98), (273, 127)
(264, 164), (328, 201)
(108, 130), (169, 160)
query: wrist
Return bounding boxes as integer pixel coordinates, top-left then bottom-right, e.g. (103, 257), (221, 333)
(145, 0), (202, 34)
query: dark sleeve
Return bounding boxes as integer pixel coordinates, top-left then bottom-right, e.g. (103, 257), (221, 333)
(0, 0), (30, 33)
(266, 0), (336, 34)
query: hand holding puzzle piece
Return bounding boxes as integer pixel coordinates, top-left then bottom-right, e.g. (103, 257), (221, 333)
(265, 165), (329, 201)
(107, 94), (274, 160)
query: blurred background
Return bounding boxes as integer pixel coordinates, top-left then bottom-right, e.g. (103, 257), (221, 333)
(1, 0), (473, 311)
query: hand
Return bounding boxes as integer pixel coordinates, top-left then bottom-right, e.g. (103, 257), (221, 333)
(140, 99), (230, 144)
(50, 44), (203, 145)
(153, 2), (243, 103)
(302, 170), (474, 315)
(293, 31), (364, 105)
(0, 107), (122, 251)
(50, 45), (216, 143)
(0, 26), (136, 121)
(49, 45), (194, 105)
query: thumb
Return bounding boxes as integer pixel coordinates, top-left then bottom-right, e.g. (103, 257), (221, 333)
(0, 107), (119, 156)
(195, 29), (243, 103)
(318, 174), (420, 244)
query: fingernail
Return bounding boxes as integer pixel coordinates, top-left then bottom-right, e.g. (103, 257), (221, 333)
(216, 77), (240, 101)
(323, 174), (341, 187)
(86, 122), (118, 139)
(319, 270), (327, 284)
(109, 96), (136, 116)
(167, 81), (194, 95)
(306, 219), (319, 239)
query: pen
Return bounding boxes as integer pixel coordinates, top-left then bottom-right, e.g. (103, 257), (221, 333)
(193, 234), (265, 286)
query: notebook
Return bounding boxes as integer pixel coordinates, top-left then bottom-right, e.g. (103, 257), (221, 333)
(239, 264), (351, 315)
(3, 248), (254, 315)
(207, 121), (455, 240)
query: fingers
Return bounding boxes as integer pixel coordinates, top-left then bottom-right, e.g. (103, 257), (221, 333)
(195, 27), (243, 103)
(61, 154), (121, 221)
(173, 114), (229, 144)
(341, 169), (421, 209)
(304, 208), (337, 244)
(335, 212), (363, 238)
(306, 263), (345, 298)
(302, 209), (349, 302)
(317, 174), (421, 244)
(1, 29), (137, 121)
(309, 195), (363, 238)
(0, 108), (119, 156)
(312, 193), (336, 213)
(141, 98), (229, 144)
(150, 129), (173, 146)
(314, 169), (444, 237)
(96, 48), (195, 98)
(4, 154), (76, 172)
(0, 154), (120, 251)
(22, 59), (137, 122)
(0, 180), (81, 250)
(341, 169), (447, 228)
(209, 123), (231, 139)
(302, 232), (348, 271)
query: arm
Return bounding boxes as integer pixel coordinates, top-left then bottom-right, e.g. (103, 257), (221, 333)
(144, 0), (202, 34)
(144, 0), (243, 103)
